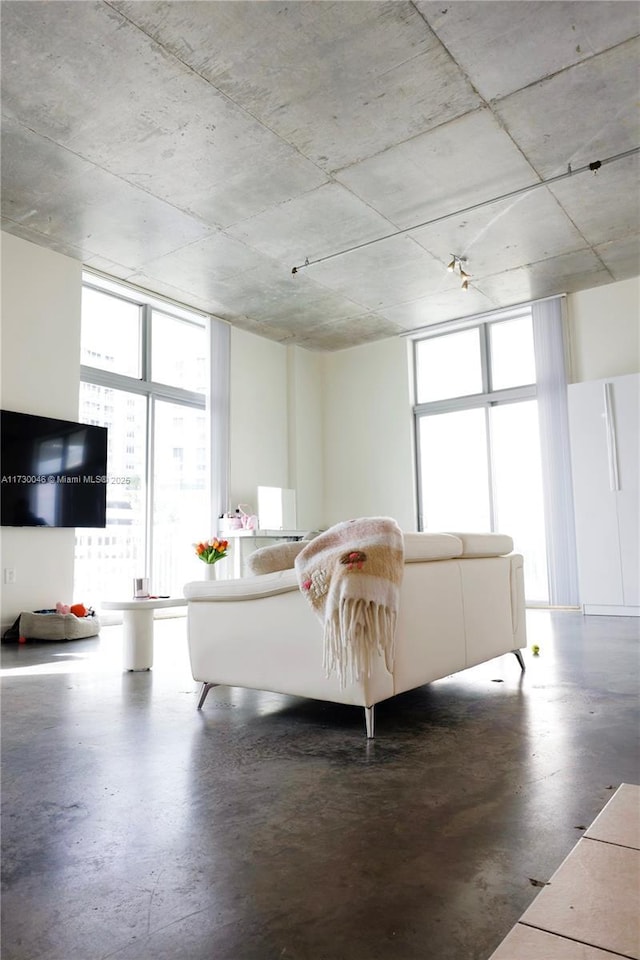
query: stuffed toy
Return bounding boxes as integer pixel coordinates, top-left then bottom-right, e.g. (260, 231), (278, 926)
(56, 602), (89, 618)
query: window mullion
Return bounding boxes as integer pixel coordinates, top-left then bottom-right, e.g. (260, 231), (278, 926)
(485, 404), (496, 532)
(80, 365), (149, 396)
(480, 323), (491, 393)
(142, 304), (152, 382)
(414, 412), (425, 531)
(148, 383), (206, 408)
(414, 383), (536, 418)
(146, 394), (154, 582)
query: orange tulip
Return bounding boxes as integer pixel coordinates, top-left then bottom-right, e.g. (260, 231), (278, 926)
(195, 535), (229, 563)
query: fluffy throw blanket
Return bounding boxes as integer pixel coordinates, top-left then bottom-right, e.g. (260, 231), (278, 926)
(295, 517), (404, 687)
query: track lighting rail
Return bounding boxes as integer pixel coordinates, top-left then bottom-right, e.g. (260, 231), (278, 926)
(290, 146), (639, 276)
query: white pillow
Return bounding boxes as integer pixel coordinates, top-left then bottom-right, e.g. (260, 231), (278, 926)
(246, 541), (306, 575)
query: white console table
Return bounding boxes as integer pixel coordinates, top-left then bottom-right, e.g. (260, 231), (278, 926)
(101, 597), (187, 671)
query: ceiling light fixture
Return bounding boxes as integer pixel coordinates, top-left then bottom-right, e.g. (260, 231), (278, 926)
(290, 145), (639, 275)
(448, 255), (471, 290)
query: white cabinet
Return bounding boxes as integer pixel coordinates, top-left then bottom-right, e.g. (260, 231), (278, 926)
(568, 373), (639, 615)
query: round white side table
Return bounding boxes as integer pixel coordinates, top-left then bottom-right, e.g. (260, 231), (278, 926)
(101, 597), (187, 670)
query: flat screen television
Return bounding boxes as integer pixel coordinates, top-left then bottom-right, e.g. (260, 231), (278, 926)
(1, 409), (108, 527)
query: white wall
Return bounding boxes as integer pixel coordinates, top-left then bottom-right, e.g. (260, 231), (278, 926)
(228, 326), (290, 512)
(228, 329), (325, 529)
(567, 277), (640, 382)
(287, 346), (324, 530)
(322, 337), (416, 531)
(1, 233), (83, 627)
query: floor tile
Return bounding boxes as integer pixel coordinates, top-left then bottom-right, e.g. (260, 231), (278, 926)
(584, 782), (640, 850)
(489, 923), (626, 959)
(519, 837), (640, 958)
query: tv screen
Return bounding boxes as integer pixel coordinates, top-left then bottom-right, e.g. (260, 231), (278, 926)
(1, 410), (108, 528)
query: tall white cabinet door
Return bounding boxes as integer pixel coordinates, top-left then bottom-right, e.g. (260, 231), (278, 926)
(568, 379), (624, 606)
(612, 373), (640, 605)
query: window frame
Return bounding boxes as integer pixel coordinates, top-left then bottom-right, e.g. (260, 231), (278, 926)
(413, 307), (537, 532)
(79, 271), (210, 584)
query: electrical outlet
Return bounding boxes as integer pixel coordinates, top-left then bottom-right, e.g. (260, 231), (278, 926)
(4, 568), (16, 584)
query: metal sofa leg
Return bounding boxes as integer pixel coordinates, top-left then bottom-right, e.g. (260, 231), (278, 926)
(364, 705), (375, 739)
(512, 649), (526, 672)
(197, 682), (218, 709)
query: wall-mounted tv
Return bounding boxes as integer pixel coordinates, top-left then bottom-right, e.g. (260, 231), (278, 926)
(1, 409), (108, 528)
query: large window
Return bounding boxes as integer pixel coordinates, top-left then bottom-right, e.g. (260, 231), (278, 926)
(75, 275), (211, 601)
(414, 309), (549, 603)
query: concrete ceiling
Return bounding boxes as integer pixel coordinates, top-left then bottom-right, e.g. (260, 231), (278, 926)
(1, 1), (638, 352)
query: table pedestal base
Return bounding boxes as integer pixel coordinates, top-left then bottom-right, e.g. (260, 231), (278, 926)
(101, 597), (187, 672)
(123, 608), (154, 670)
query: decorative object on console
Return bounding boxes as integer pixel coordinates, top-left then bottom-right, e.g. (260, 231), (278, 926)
(257, 486), (296, 531)
(295, 517), (404, 687)
(194, 537), (229, 578)
(237, 504), (258, 530)
(218, 512), (242, 533)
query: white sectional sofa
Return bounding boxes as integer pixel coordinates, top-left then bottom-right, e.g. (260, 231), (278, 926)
(184, 532), (526, 738)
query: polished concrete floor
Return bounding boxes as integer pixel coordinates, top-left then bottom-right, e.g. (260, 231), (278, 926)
(1, 610), (638, 960)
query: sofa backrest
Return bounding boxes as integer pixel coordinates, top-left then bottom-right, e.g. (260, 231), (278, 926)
(246, 530), (514, 576)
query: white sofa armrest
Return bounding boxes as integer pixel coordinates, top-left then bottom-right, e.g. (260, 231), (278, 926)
(184, 568), (298, 602)
(445, 532), (514, 557)
(402, 532), (463, 562)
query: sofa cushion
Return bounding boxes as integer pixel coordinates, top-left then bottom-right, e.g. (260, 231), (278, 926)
(403, 533), (463, 563)
(246, 541), (306, 575)
(446, 532), (514, 557)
